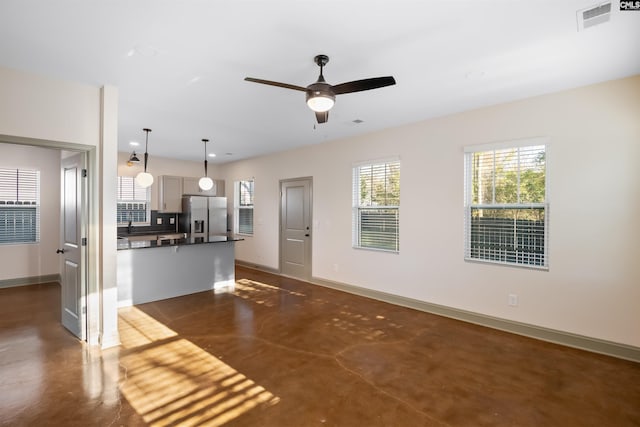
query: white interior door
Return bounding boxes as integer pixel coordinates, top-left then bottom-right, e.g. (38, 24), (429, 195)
(280, 178), (312, 281)
(59, 152), (86, 339)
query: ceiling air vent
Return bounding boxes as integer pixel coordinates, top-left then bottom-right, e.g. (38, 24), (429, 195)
(577, 2), (612, 31)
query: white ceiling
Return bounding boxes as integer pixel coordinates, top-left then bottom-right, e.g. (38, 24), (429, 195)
(1, 1), (638, 163)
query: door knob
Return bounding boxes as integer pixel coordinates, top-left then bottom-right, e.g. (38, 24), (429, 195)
(56, 249), (65, 254)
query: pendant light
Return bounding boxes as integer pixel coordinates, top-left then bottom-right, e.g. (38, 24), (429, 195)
(126, 151), (140, 167)
(135, 128), (154, 188)
(198, 138), (214, 191)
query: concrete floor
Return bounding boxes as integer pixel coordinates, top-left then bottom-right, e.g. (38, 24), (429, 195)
(1, 266), (639, 426)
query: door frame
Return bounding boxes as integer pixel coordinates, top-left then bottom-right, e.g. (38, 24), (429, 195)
(279, 176), (313, 281)
(0, 135), (98, 345)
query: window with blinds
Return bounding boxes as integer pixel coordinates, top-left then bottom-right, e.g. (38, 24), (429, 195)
(464, 140), (548, 268)
(0, 168), (40, 244)
(235, 180), (254, 235)
(117, 176), (150, 225)
(352, 159), (400, 252)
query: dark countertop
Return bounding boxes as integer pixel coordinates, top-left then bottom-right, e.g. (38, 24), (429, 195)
(117, 234), (244, 250)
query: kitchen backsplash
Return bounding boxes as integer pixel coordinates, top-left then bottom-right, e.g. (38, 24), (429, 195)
(117, 210), (179, 235)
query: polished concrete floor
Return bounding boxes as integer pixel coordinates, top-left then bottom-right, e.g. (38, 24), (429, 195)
(1, 266), (639, 426)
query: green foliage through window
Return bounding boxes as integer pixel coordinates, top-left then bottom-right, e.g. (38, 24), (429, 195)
(465, 143), (548, 268)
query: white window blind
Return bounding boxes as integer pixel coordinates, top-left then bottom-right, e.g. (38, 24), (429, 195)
(352, 159), (400, 252)
(117, 176), (150, 225)
(235, 180), (254, 235)
(464, 141), (548, 268)
(0, 168), (40, 244)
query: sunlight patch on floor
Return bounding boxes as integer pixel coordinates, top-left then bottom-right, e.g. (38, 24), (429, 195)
(119, 307), (177, 349)
(118, 307), (279, 426)
(232, 279), (306, 307)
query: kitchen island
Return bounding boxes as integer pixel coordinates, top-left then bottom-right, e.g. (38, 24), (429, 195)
(117, 234), (243, 306)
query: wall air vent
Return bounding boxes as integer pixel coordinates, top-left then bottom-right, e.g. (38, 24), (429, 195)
(577, 2), (612, 31)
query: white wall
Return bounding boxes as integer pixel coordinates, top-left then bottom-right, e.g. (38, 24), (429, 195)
(117, 152), (222, 210)
(221, 75), (640, 348)
(0, 144), (61, 281)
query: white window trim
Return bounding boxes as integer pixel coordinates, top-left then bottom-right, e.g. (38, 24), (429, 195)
(463, 136), (549, 153)
(464, 138), (550, 269)
(352, 157), (400, 253)
(234, 179), (254, 236)
(117, 176), (151, 226)
(0, 168), (40, 245)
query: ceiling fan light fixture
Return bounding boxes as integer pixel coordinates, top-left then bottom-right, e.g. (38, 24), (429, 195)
(306, 91), (335, 113)
(245, 54), (395, 123)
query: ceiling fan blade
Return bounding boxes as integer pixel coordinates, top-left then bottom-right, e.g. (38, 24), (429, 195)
(244, 77), (306, 92)
(315, 111), (329, 124)
(332, 76), (396, 95)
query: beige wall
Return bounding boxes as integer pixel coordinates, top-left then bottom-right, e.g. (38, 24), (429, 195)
(0, 144), (61, 281)
(0, 65), (118, 348)
(0, 66), (100, 146)
(2, 63), (637, 350)
(221, 75), (640, 348)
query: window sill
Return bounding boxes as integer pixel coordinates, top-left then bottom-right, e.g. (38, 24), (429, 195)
(353, 246), (399, 254)
(464, 257), (548, 271)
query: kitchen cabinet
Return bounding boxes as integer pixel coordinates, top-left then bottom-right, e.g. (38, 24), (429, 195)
(158, 175), (183, 212)
(183, 177), (225, 196)
(215, 179), (225, 196)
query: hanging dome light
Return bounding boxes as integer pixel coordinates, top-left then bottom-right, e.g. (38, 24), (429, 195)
(135, 128), (154, 188)
(199, 176), (214, 191)
(199, 138), (214, 191)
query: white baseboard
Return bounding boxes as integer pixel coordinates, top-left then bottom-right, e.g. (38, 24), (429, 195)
(233, 261), (639, 363)
(235, 260), (280, 275)
(0, 274), (61, 289)
(99, 330), (121, 349)
(311, 276), (640, 363)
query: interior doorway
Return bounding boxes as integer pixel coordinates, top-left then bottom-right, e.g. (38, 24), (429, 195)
(0, 138), (95, 343)
(279, 177), (312, 281)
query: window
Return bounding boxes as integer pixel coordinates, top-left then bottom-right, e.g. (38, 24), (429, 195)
(234, 180), (254, 235)
(464, 139), (548, 268)
(117, 176), (150, 225)
(0, 168), (40, 244)
(352, 159), (400, 252)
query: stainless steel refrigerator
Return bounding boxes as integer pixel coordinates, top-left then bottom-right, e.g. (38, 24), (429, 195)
(181, 196), (227, 237)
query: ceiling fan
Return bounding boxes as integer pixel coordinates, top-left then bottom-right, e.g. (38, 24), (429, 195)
(244, 54), (396, 124)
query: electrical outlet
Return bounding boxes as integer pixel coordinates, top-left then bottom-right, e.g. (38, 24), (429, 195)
(169, 217), (175, 224)
(508, 294), (518, 307)
(157, 218), (162, 225)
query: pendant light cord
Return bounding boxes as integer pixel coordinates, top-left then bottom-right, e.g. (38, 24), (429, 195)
(203, 139), (209, 177)
(143, 128), (152, 173)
